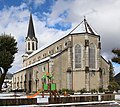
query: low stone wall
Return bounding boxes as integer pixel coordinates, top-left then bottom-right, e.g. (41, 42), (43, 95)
(101, 94), (115, 101)
(0, 94), (115, 105)
(0, 98), (37, 106)
(49, 94), (115, 104)
(49, 95), (98, 104)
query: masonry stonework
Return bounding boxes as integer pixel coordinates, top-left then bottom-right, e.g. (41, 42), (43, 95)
(12, 15), (110, 93)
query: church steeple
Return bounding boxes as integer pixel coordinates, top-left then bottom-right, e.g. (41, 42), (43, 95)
(27, 14), (36, 39)
(25, 14), (38, 55)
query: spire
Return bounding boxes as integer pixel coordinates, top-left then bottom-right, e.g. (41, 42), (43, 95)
(69, 17), (98, 35)
(27, 13), (36, 39)
(25, 13), (38, 55)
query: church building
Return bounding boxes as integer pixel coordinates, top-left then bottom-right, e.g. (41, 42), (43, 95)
(12, 14), (110, 93)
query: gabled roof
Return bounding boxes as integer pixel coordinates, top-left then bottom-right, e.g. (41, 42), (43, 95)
(26, 14), (36, 39)
(25, 18), (99, 59)
(69, 18), (98, 35)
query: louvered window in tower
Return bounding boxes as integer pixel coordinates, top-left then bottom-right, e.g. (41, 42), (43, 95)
(28, 42), (30, 50)
(75, 44), (81, 68)
(89, 43), (95, 69)
(32, 42), (34, 50)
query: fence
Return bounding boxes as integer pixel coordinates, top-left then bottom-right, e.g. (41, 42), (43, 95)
(49, 94), (115, 104)
(0, 98), (37, 106)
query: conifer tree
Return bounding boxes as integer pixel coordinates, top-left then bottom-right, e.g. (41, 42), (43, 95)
(108, 61), (120, 91)
(108, 49), (120, 91)
(108, 61), (114, 82)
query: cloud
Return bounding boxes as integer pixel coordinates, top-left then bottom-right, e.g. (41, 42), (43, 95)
(0, 2), (70, 73)
(0, 4), (29, 73)
(43, 0), (120, 74)
(26, 0), (46, 8)
(48, 0), (120, 59)
(45, 0), (72, 26)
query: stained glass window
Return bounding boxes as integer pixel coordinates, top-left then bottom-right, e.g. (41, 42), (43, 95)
(75, 44), (81, 68)
(89, 43), (95, 69)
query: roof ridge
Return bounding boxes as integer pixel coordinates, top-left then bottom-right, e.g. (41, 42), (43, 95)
(69, 18), (98, 35)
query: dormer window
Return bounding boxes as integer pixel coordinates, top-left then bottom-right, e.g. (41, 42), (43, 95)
(51, 49), (54, 54)
(38, 56), (41, 61)
(48, 50), (51, 55)
(56, 46), (59, 51)
(44, 53), (46, 57)
(64, 42), (68, 48)
(43, 53), (46, 58)
(65, 42), (68, 46)
(29, 61), (31, 65)
(33, 58), (36, 63)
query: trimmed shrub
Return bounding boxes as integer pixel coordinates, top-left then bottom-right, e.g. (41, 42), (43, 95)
(91, 89), (98, 94)
(58, 88), (74, 95)
(80, 88), (87, 94)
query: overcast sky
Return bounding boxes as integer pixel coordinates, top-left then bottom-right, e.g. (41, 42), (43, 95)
(0, 0), (120, 75)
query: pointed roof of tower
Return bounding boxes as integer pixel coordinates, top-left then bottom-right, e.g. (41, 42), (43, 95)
(27, 14), (36, 39)
(69, 17), (98, 35)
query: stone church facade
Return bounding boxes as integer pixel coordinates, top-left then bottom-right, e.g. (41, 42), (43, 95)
(12, 14), (110, 93)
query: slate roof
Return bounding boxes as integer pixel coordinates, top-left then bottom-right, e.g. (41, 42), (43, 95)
(69, 18), (98, 35)
(26, 14), (36, 39)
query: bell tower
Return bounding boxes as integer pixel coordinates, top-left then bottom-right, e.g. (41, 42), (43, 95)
(25, 14), (38, 55)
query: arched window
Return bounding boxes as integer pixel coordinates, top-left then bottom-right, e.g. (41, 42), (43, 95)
(32, 42), (34, 50)
(75, 44), (81, 68)
(89, 43), (96, 69)
(28, 42), (30, 50)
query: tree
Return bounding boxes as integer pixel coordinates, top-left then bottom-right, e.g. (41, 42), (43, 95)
(112, 48), (120, 64)
(108, 81), (120, 91)
(0, 34), (18, 92)
(108, 61), (114, 82)
(110, 49), (120, 91)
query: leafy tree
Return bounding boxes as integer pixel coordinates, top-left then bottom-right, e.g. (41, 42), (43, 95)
(108, 61), (114, 82)
(112, 48), (120, 64)
(108, 81), (120, 91)
(0, 34), (18, 92)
